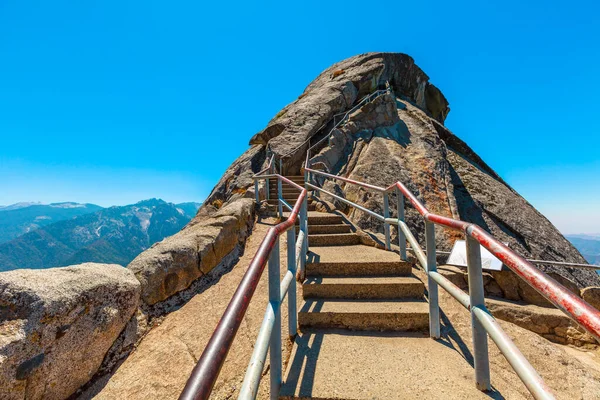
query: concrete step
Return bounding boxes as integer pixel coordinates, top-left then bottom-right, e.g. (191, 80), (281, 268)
(308, 233), (360, 246)
(285, 212), (343, 225)
(302, 276), (424, 300)
(267, 196), (303, 203)
(271, 197), (303, 203)
(268, 187), (304, 193)
(269, 178), (304, 188)
(268, 204), (315, 216)
(280, 329), (497, 400)
(298, 299), (429, 332)
(269, 192), (303, 198)
(307, 245), (412, 277)
(296, 224), (351, 234)
(269, 183), (305, 190)
(266, 199), (316, 210)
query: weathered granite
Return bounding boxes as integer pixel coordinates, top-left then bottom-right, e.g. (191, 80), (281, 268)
(128, 198), (255, 306)
(582, 286), (600, 310)
(301, 77), (599, 297)
(0, 263), (140, 400)
(486, 298), (597, 348)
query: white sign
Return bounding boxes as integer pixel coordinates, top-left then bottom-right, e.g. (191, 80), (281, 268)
(446, 240), (504, 271)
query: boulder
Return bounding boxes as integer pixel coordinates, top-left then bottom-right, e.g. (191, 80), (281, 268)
(128, 198), (255, 306)
(302, 74), (599, 295)
(486, 298), (597, 348)
(0, 263), (140, 399)
(582, 286), (600, 310)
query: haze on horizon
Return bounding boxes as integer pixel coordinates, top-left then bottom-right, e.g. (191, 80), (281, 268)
(0, 1), (599, 234)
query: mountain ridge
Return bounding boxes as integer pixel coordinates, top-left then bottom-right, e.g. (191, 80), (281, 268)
(566, 234), (600, 265)
(0, 202), (104, 243)
(0, 199), (201, 271)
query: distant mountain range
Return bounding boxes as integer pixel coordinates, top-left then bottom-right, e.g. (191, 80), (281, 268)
(566, 234), (600, 265)
(0, 202), (104, 243)
(0, 199), (201, 272)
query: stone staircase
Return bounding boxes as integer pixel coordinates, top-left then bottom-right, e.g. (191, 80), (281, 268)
(271, 176), (437, 399)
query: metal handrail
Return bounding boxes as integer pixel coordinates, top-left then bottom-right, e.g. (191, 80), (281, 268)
(278, 89), (388, 163)
(260, 87), (390, 177)
(179, 159), (309, 400)
(385, 180), (600, 341)
(304, 89), (390, 169)
(406, 247), (600, 269)
(305, 165), (600, 399)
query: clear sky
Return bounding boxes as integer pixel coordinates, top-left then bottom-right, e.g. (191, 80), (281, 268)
(0, 1), (598, 233)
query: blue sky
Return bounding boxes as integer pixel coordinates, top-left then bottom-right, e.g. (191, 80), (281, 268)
(0, 1), (599, 233)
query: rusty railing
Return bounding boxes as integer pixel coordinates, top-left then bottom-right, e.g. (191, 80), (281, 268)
(179, 158), (308, 400)
(304, 165), (600, 400)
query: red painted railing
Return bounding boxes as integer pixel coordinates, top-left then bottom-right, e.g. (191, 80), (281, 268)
(179, 175), (307, 400)
(388, 181), (600, 341)
(304, 166), (600, 342)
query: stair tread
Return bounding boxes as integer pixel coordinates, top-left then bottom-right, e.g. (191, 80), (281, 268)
(300, 299), (428, 314)
(307, 224), (349, 228)
(307, 245), (402, 265)
(308, 232), (358, 237)
(280, 330), (496, 400)
(285, 211), (334, 217)
(304, 276), (422, 285)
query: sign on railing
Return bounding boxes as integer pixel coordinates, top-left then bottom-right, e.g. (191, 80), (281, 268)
(446, 240), (504, 271)
(304, 164), (600, 400)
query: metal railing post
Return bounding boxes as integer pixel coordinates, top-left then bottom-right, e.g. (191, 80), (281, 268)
(268, 239), (282, 400)
(383, 192), (391, 250)
(287, 227), (297, 338)
(301, 197), (309, 260)
(254, 179), (260, 204)
(466, 235), (491, 391)
(395, 188), (407, 260)
(425, 221), (440, 338)
(277, 178), (283, 218)
(266, 178), (270, 201)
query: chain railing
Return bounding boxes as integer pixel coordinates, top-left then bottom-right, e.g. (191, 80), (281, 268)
(179, 157), (308, 400)
(303, 166), (600, 400)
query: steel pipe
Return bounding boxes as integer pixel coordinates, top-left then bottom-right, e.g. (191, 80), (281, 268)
(305, 168), (386, 193)
(396, 188), (407, 261)
(277, 179), (283, 218)
(279, 198), (293, 212)
(428, 271), (470, 309)
(286, 228), (297, 338)
(268, 240), (282, 400)
(472, 307), (555, 400)
(179, 188), (306, 400)
(295, 231), (305, 282)
(398, 222), (427, 270)
(467, 225), (600, 343)
(466, 236), (491, 391)
(306, 183), (385, 221)
(238, 304), (276, 399)
(385, 180), (600, 342)
(425, 221), (440, 339)
(383, 192), (391, 250)
(279, 270), (294, 303)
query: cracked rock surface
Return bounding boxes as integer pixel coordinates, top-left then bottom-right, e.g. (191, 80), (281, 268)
(85, 219), (296, 400)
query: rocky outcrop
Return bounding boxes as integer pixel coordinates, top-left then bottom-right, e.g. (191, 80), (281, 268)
(0, 263), (140, 400)
(128, 198), (255, 306)
(582, 287), (600, 310)
(3, 51), (599, 399)
(486, 298), (597, 348)
(297, 58), (599, 299)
